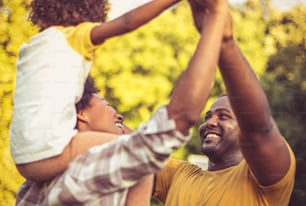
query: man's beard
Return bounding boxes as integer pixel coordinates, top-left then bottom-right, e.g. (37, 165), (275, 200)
(201, 141), (219, 156)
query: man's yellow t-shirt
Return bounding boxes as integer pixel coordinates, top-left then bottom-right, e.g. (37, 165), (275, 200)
(154, 146), (295, 206)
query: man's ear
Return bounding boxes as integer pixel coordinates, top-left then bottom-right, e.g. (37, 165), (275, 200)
(77, 111), (89, 123)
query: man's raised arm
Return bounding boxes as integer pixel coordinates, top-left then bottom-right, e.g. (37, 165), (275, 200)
(218, 12), (292, 186)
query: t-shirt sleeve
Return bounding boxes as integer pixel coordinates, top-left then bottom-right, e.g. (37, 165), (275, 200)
(57, 22), (101, 60)
(251, 141), (296, 205)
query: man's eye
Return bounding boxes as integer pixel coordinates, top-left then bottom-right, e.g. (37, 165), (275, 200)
(204, 115), (211, 121)
(219, 113), (229, 119)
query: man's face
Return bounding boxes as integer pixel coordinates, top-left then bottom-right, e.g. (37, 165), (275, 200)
(198, 96), (241, 157)
(78, 94), (125, 134)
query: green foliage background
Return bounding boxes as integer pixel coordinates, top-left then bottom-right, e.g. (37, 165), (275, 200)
(0, 0), (305, 205)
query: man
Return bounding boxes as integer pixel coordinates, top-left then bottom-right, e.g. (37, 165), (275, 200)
(153, 1), (296, 205)
(16, 0), (227, 205)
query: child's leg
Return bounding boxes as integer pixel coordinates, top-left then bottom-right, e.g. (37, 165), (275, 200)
(126, 175), (154, 206)
(16, 131), (118, 181)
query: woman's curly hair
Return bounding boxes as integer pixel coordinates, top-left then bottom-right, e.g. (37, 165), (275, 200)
(29, 0), (110, 31)
(76, 76), (100, 112)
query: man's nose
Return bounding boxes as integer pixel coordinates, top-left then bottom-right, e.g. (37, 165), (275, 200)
(198, 115), (218, 135)
(205, 115), (218, 127)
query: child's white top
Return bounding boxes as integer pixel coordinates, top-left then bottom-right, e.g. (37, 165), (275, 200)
(10, 22), (100, 164)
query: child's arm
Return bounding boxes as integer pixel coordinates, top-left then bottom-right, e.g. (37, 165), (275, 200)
(90, 0), (181, 44)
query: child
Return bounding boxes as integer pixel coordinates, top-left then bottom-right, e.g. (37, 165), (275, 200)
(10, 0), (182, 182)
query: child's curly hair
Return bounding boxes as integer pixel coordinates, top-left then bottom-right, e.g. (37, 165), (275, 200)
(29, 0), (110, 31)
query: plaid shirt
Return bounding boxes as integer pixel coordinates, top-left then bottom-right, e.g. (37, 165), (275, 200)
(16, 106), (190, 206)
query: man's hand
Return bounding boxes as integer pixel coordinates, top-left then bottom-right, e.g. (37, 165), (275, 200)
(188, 0), (205, 33)
(193, 0), (228, 12)
(189, 0), (232, 42)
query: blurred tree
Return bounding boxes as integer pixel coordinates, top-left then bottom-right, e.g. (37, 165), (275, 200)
(0, 0), (36, 205)
(91, 1), (199, 129)
(263, 5), (306, 205)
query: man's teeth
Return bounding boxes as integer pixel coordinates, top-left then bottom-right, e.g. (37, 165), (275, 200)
(206, 134), (219, 139)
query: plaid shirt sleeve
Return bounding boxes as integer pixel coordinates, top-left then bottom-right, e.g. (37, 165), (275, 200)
(16, 106), (191, 205)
